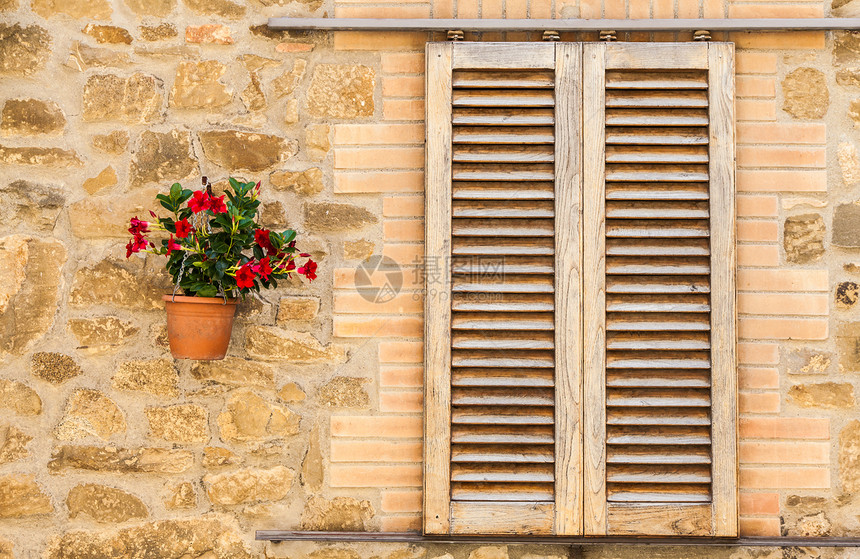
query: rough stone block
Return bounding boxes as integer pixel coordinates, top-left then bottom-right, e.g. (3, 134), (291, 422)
(0, 474), (52, 517)
(48, 445), (193, 474)
(170, 61), (233, 109)
(0, 380), (41, 416)
(833, 204), (860, 247)
(199, 130), (297, 172)
(0, 424), (31, 465)
(782, 68), (829, 119)
(217, 389), (299, 443)
(306, 64), (375, 118)
(0, 24), (51, 76)
(145, 404), (208, 443)
(82, 73), (163, 123)
(204, 466), (295, 505)
(67, 484), (148, 523)
(1, 98), (65, 135)
(784, 213), (825, 263)
(301, 496), (373, 530)
(54, 389), (126, 441)
(113, 359), (179, 397)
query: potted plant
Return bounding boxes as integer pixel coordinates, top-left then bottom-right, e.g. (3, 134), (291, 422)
(126, 177), (317, 360)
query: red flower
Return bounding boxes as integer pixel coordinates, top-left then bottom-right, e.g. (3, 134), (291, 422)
(174, 218), (192, 238)
(149, 210), (158, 219)
(297, 258), (317, 281)
(235, 263), (256, 289)
(166, 235), (182, 255)
(188, 190), (211, 213)
(252, 257), (273, 280)
(125, 234), (149, 258)
(128, 217), (150, 235)
(210, 195), (228, 214)
(254, 229), (275, 254)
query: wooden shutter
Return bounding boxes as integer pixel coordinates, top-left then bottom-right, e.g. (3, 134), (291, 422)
(425, 42), (582, 536)
(582, 42), (737, 537)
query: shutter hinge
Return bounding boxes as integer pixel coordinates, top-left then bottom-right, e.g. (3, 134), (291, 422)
(447, 29), (464, 41)
(693, 29), (712, 41)
(542, 30), (561, 41)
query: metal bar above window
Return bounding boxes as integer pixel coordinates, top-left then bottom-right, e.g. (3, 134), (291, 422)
(268, 17), (860, 32)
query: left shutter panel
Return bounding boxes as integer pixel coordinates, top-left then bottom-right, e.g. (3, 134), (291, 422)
(424, 42), (583, 536)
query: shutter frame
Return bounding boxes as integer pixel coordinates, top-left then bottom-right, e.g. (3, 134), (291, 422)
(424, 41), (454, 536)
(425, 41), (736, 538)
(582, 41), (737, 537)
(707, 42), (738, 538)
(582, 42), (609, 535)
(553, 42), (585, 537)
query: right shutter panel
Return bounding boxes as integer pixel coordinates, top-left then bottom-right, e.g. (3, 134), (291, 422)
(583, 42), (737, 537)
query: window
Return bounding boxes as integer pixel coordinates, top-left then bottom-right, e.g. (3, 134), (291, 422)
(424, 41), (737, 537)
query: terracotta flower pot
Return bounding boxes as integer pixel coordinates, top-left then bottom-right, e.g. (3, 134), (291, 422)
(162, 295), (239, 360)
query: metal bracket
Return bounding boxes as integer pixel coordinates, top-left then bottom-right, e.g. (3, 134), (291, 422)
(693, 29), (712, 41)
(599, 30), (617, 41)
(542, 30), (560, 41)
(447, 29), (464, 41)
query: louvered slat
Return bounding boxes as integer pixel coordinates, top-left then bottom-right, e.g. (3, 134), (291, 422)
(450, 67), (557, 506)
(603, 67), (714, 514)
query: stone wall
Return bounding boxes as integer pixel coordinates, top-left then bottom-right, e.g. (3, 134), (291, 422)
(0, 0), (859, 557)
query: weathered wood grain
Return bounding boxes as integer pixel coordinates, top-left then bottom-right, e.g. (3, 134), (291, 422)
(450, 502), (554, 535)
(423, 41), (454, 536)
(708, 41), (739, 539)
(607, 503), (711, 536)
(604, 43), (709, 70)
(582, 42), (608, 537)
(554, 42), (583, 537)
(452, 42), (555, 70)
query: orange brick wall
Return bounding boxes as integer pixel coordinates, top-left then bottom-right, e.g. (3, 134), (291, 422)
(330, 32), (427, 531)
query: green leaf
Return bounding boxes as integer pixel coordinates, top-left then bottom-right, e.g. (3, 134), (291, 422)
(282, 229), (296, 243)
(170, 183), (181, 200)
(214, 259), (230, 279)
(197, 285), (218, 297)
(212, 214), (232, 230)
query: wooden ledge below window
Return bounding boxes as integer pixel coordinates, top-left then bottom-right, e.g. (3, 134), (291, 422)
(256, 531), (860, 547)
